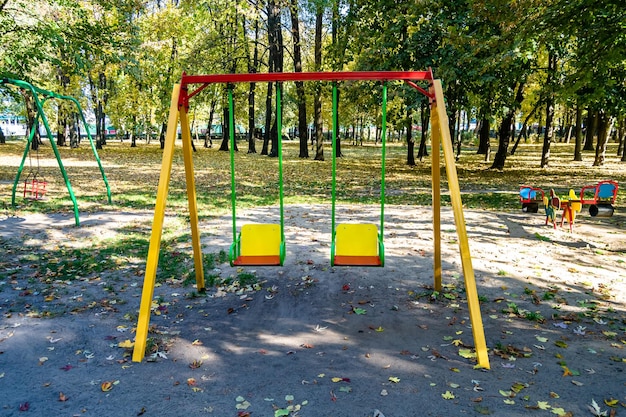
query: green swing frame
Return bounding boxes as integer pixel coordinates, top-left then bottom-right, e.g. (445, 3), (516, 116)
(2, 78), (111, 226)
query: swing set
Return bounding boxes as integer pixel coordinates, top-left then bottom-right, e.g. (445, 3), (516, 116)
(1, 78), (111, 226)
(132, 71), (490, 369)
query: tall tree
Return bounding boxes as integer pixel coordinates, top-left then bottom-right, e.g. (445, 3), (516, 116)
(289, 0), (308, 158)
(313, 3), (324, 161)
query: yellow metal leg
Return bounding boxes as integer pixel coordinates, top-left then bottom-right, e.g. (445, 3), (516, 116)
(132, 84), (181, 363)
(179, 108), (205, 291)
(430, 93), (442, 292)
(431, 80), (490, 369)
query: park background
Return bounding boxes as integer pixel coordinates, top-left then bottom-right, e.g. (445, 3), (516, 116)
(1, 1), (626, 416)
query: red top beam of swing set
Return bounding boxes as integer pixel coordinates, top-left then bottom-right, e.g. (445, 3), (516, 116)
(179, 70), (435, 108)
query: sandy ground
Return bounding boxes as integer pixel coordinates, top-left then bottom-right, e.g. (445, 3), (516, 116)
(0, 204), (625, 417)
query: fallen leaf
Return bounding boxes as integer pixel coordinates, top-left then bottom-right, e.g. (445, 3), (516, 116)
(192, 339), (203, 346)
(189, 360), (203, 369)
(118, 339), (134, 348)
(101, 381), (113, 392)
(388, 376), (400, 383)
(504, 399), (515, 405)
(537, 401), (551, 410)
(19, 402), (29, 411)
(604, 399), (619, 407)
(458, 349), (476, 359)
(442, 391), (455, 400)
(60, 364), (73, 371)
(554, 340), (568, 348)
(58, 392), (69, 402)
(187, 378), (196, 386)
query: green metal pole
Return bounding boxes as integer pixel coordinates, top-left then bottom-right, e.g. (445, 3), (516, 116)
(380, 82), (387, 237)
(276, 82), (285, 242)
(331, 82), (338, 253)
(38, 95), (81, 226)
(5, 79), (81, 225)
(228, 86), (237, 247)
(3, 77), (112, 224)
(12, 113), (40, 206)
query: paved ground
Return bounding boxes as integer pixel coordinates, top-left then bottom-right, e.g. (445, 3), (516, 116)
(0, 205), (625, 416)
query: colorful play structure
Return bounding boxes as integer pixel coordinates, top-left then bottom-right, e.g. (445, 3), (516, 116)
(132, 70), (490, 369)
(1, 78), (111, 226)
(519, 180), (619, 231)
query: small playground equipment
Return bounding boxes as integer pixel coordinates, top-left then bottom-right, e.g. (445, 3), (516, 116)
(131, 70), (490, 370)
(1, 78), (111, 226)
(580, 180), (618, 217)
(558, 189), (583, 232)
(519, 186), (544, 213)
(520, 180), (618, 231)
(543, 189), (560, 228)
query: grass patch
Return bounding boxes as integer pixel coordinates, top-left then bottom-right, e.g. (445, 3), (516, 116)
(2, 140), (624, 217)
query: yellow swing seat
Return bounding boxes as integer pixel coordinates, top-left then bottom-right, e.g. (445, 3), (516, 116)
(231, 224), (284, 266)
(333, 223), (383, 266)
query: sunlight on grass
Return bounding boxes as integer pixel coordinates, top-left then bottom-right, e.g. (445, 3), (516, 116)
(1, 138), (625, 217)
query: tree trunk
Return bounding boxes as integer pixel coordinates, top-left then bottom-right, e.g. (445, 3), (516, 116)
(540, 97), (554, 168)
(616, 117), (625, 157)
(267, 0), (283, 158)
(621, 119), (626, 162)
(540, 52), (557, 168)
(477, 116), (490, 155)
(417, 100), (429, 161)
(261, 82), (273, 155)
(245, 11), (259, 154)
(573, 105), (583, 161)
(98, 72), (108, 147)
(593, 111), (610, 166)
(583, 109), (597, 151)
(205, 99), (216, 148)
(289, 0), (308, 158)
(491, 82), (525, 170)
(406, 108), (415, 166)
(159, 122), (166, 150)
(313, 6), (324, 161)
(22, 89), (42, 150)
(220, 104), (237, 152)
(69, 113), (79, 148)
